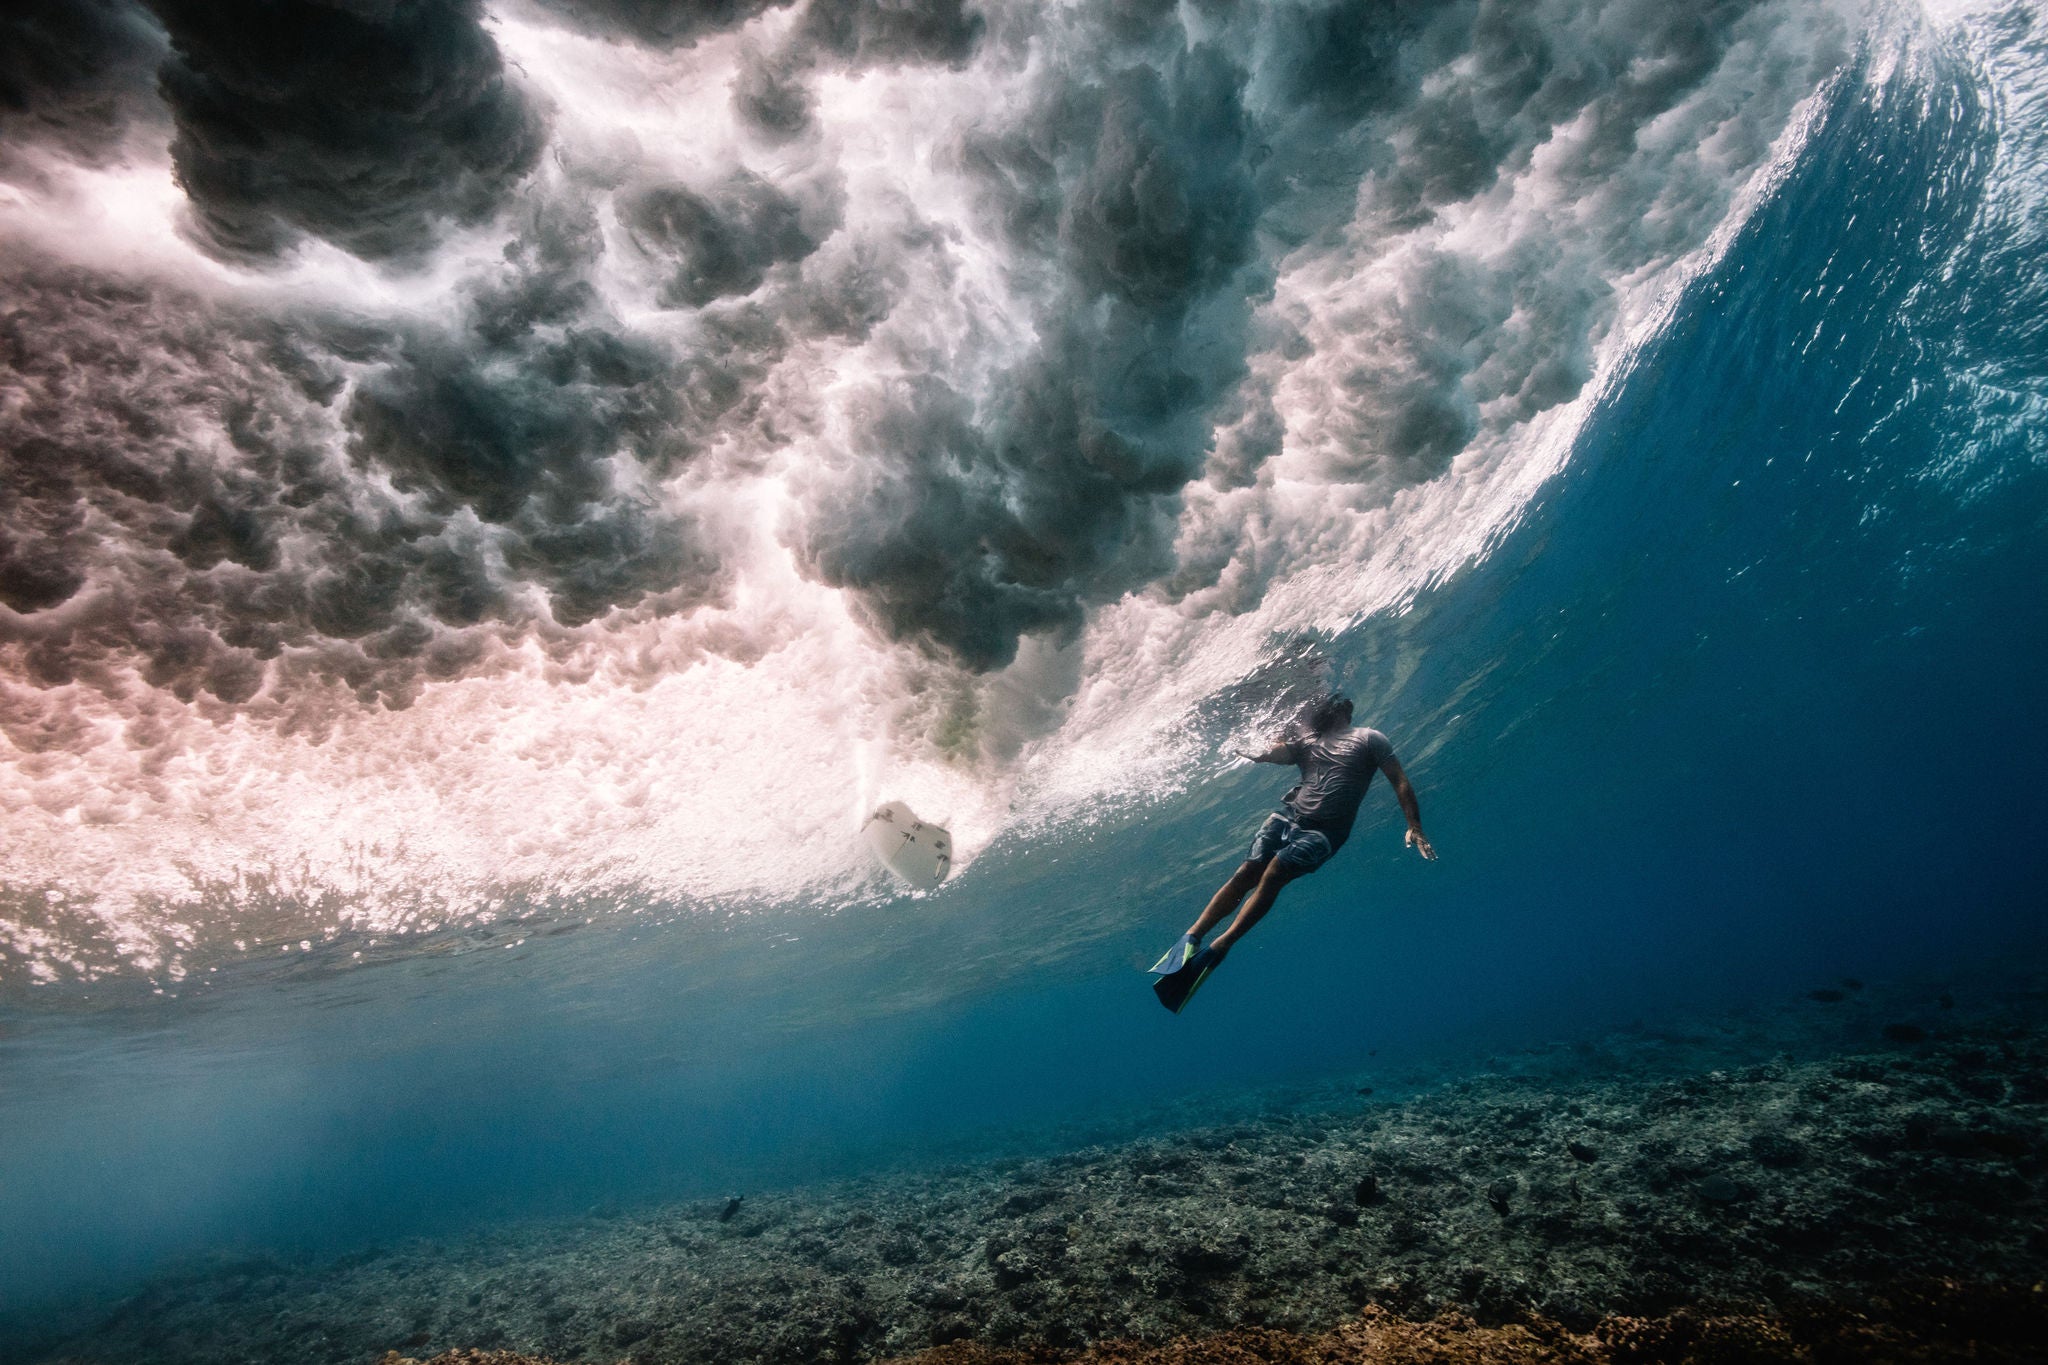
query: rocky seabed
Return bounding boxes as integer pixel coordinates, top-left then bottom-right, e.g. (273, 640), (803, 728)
(32, 988), (2048, 1365)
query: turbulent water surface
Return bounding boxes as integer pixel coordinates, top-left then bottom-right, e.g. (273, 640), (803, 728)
(2, 0), (2046, 1351)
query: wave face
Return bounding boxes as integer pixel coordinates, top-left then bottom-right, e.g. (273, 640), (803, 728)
(3, 0), (2047, 1328)
(0, 0), (1864, 984)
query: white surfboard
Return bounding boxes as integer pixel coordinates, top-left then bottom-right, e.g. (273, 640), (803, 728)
(861, 801), (952, 888)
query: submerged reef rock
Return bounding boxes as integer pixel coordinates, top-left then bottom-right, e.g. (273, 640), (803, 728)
(27, 996), (2048, 1365)
(369, 1284), (2048, 1365)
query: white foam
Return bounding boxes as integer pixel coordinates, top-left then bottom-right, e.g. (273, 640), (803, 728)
(0, 0), (1909, 986)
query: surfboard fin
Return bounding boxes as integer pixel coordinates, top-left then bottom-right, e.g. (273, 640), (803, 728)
(1152, 946), (1220, 1014)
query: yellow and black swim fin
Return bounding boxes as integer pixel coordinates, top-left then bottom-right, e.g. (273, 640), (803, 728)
(1149, 933), (1198, 976)
(1151, 942), (1220, 1014)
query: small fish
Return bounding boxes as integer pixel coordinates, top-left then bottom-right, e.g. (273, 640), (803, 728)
(1567, 1140), (1600, 1163)
(1841, 977), (1864, 992)
(1356, 1086), (1374, 1097)
(1938, 992), (1955, 1010)
(1882, 1023), (1928, 1044)
(1807, 988), (1846, 1003)
(718, 1195), (744, 1223)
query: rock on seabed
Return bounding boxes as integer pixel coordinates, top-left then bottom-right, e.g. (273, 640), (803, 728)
(23, 983), (2048, 1365)
(371, 1285), (2048, 1365)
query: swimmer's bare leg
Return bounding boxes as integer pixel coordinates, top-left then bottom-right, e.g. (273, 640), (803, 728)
(1186, 861), (1263, 944)
(1207, 859), (1304, 960)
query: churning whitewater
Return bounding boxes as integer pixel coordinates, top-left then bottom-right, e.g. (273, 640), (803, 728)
(6, 0), (2048, 1359)
(3, 0), (1864, 989)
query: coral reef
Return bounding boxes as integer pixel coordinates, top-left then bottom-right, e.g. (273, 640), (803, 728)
(27, 992), (2048, 1365)
(368, 1283), (2048, 1365)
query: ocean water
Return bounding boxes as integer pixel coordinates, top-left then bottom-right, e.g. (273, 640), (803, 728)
(3, 0), (2047, 1349)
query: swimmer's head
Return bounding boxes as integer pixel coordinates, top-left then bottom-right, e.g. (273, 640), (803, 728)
(1306, 692), (1354, 735)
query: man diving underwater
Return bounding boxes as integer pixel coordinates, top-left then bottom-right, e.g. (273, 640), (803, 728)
(1151, 692), (1436, 1012)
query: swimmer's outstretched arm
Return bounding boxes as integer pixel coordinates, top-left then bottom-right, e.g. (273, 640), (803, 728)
(1377, 751), (1437, 860)
(1231, 727), (1300, 764)
(1231, 740), (1295, 764)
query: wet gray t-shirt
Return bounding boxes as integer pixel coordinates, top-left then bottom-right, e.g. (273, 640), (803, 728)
(1279, 726), (1392, 849)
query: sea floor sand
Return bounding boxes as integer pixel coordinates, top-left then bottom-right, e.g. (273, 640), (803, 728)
(26, 980), (2048, 1364)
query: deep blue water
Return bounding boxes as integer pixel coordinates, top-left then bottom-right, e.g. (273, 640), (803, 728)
(5, 8), (2048, 1342)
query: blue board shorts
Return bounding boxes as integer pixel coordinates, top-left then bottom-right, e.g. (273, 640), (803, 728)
(1247, 811), (1335, 875)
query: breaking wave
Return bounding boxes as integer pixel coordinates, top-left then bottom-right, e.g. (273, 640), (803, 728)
(0, 0), (1916, 989)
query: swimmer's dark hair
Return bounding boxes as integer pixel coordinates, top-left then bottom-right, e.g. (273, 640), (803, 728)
(1291, 691), (1354, 738)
